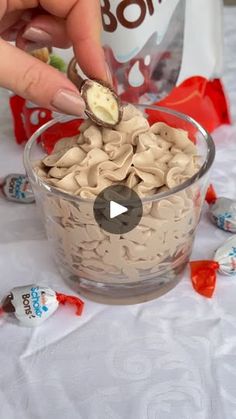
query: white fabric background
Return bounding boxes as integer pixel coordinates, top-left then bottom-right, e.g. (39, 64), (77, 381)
(0, 7), (236, 419)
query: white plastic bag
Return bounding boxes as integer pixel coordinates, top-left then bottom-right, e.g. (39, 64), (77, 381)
(101, 0), (229, 130)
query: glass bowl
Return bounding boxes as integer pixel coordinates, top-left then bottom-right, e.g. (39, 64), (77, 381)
(24, 105), (215, 304)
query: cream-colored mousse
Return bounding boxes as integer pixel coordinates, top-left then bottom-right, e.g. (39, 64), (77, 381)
(35, 104), (202, 283)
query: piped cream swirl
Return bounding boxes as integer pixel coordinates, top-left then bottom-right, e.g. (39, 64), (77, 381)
(37, 104), (200, 199)
(35, 104), (202, 282)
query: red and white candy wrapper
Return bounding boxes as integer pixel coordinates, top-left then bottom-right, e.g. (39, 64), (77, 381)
(0, 174), (35, 204)
(0, 285), (84, 327)
(190, 236), (236, 298)
(9, 95), (53, 145)
(205, 184), (236, 233)
(9, 94), (84, 154)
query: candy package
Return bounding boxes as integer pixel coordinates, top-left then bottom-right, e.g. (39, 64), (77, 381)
(101, 0), (230, 132)
(190, 236), (236, 298)
(0, 285), (84, 327)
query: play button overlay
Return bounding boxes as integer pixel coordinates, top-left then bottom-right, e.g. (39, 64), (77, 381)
(93, 185), (143, 235)
(110, 201), (128, 219)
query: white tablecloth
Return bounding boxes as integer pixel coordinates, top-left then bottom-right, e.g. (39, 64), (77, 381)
(1, 7), (236, 419)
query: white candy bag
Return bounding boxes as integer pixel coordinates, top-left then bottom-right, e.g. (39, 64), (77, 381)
(101, 0), (230, 131)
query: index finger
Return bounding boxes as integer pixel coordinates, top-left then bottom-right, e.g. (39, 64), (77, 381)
(40, 0), (108, 82)
(68, 0), (107, 81)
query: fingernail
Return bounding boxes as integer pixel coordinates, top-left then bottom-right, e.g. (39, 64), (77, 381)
(23, 27), (52, 44)
(105, 62), (113, 86)
(52, 89), (86, 117)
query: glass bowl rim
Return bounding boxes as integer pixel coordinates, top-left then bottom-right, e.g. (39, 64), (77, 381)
(23, 104), (215, 204)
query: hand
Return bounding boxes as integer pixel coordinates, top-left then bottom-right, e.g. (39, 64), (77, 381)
(0, 1), (110, 116)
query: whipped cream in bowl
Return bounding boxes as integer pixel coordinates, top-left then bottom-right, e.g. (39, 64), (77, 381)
(24, 104), (215, 304)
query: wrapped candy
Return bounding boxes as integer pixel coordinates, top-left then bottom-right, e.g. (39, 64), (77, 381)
(0, 285), (84, 327)
(0, 173), (35, 204)
(190, 236), (236, 298)
(205, 184), (236, 233)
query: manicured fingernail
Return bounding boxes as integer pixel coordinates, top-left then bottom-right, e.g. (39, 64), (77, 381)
(23, 27), (52, 44)
(105, 62), (113, 86)
(52, 89), (86, 117)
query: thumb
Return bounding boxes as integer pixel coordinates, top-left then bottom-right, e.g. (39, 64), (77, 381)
(0, 39), (86, 116)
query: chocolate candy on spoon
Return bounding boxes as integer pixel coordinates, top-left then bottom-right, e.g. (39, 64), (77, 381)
(0, 284), (84, 327)
(67, 57), (123, 128)
(205, 184), (236, 233)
